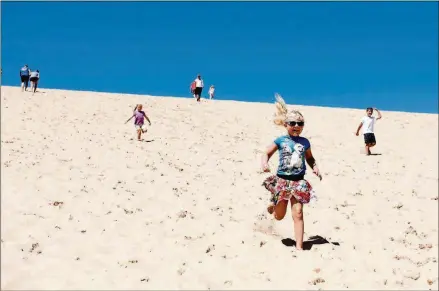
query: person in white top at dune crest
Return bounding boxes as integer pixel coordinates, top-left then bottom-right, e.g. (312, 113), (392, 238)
(29, 70), (40, 93)
(208, 85), (215, 99)
(355, 107), (382, 155)
(193, 74), (204, 102)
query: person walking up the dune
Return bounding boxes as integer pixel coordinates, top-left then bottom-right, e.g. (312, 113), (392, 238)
(190, 80), (196, 99)
(193, 74), (204, 102)
(208, 85), (215, 99)
(29, 70), (40, 93)
(20, 64), (30, 92)
(260, 94), (322, 250)
(125, 104), (151, 141)
(355, 107), (382, 155)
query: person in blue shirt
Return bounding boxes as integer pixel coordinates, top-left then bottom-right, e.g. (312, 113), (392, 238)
(261, 94), (322, 250)
(20, 65), (30, 92)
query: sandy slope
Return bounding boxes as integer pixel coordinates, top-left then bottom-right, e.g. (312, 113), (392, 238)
(1, 86), (438, 290)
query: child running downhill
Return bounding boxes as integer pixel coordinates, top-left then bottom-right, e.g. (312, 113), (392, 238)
(261, 94), (322, 250)
(125, 104), (152, 141)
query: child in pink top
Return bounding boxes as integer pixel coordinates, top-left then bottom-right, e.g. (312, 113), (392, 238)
(125, 104), (152, 141)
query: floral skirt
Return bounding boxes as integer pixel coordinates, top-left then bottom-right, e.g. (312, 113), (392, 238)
(262, 175), (316, 205)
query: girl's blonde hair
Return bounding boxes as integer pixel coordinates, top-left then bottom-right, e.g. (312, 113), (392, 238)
(273, 93), (304, 126)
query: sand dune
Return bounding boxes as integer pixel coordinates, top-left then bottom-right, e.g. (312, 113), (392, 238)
(1, 85), (438, 290)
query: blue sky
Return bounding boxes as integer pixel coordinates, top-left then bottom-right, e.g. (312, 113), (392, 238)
(1, 1), (438, 113)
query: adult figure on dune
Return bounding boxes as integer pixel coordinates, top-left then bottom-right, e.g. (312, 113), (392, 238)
(20, 64), (30, 92)
(193, 74), (204, 102)
(355, 107), (382, 155)
(29, 69), (40, 93)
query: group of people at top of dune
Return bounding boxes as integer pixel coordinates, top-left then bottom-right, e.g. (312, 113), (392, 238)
(190, 74), (215, 102)
(19, 64), (40, 93)
(260, 94), (382, 250)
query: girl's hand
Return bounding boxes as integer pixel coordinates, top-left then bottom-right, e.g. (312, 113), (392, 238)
(313, 166), (322, 181)
(261, 163), (270, 173)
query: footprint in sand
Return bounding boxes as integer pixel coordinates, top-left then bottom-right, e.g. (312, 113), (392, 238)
(253, 213), (280, 237)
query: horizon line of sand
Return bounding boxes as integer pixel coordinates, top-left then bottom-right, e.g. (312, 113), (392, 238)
(2, 85), (436, 116)
(1, 85), (438, 290)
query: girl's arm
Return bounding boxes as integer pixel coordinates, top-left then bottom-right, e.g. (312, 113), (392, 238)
(261, 143), (278, 171)
(125, 115), (134, 124)
(143, 113), (151, 125)
(305, 148), (317, 169)
(305, 148), (322, 180)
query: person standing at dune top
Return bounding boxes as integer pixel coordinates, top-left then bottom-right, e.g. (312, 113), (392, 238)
(20, 64), (30, 92)
(355, 107), (382, 155)
(125, 104), (152, 141)
(208, 85), (215, 99)
(261, 94), (322, 250)
(29, 69), (40, 93)
(193, 74), (204, 102)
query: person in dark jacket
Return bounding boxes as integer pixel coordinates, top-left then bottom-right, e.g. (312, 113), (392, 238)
(20, 65), (30, 91)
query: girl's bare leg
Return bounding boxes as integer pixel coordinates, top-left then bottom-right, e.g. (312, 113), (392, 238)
(272, 200), (288, 220)
(290, 197), (304, 250)
(21, 82), (25, 91)
(137, 129), (142, 141)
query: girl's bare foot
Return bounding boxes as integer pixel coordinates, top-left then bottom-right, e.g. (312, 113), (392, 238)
(267, 203), (275, 214)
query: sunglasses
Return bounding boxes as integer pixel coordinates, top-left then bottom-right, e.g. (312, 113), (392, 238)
(287, 121), (305, 127)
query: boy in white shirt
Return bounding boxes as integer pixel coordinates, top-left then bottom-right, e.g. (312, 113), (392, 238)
(208, 85), (215, 99)
(355, 107), (382, 155)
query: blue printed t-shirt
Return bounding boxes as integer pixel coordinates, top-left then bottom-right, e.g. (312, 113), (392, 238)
(274, 135), (311, 177)
(20, 67), (29, 76)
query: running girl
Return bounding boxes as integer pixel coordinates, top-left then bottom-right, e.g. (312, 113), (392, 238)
(125, 104), (152, 141)
(261, 94), (322, 250)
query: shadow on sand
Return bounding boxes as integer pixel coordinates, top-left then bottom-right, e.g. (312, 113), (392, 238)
(26, 90), (46, 94)
(281, 235), (340, 250)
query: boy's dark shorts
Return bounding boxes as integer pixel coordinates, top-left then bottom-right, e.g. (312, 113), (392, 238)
(194, 87), (202, 95)
(364, 133), (376, 145)
(21, 75), (29, 83)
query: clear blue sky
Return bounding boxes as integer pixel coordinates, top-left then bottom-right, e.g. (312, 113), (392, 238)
(2, 1), (438, 113)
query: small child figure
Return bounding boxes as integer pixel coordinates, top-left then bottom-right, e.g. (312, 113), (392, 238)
(208, 85), (215, 99)
(261, 94), (322, 250)
(125, 104), (151, 141)
(190, 81), (196, 98)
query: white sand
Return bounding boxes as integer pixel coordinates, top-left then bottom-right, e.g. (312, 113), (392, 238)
(1, 86), (438, 290)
